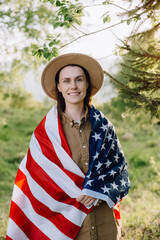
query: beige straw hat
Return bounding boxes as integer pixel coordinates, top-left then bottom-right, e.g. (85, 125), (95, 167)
(41, 53), (104, 100)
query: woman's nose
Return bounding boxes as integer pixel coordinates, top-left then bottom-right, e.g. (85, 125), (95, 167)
(70, 80), (77, 89)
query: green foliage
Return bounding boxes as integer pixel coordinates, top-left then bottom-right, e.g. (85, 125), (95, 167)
(114, 23), (160, 120)
(0, 2), (55, 39)
(31, 33), (61, 60)
(107, 0), (160, 120)
(0, 58), (43, 109)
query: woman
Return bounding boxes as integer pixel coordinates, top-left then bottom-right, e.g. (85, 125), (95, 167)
(7, 53), (130, 240)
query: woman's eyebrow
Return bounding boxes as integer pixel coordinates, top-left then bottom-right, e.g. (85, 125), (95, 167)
(75, 75), (84, 79)
(61, 75), (84, 80)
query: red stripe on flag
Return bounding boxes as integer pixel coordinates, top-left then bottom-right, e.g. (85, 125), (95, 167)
(15, 169), (81, 239)
(58, 113), (72, 157)
(35, 116), (85, 189)
(9, 201), (50, 240)
(6, 236), (12, 240)
(114, 203), (121, 220)
(26, 149), (91, 214)
(34, 116), (63, 168)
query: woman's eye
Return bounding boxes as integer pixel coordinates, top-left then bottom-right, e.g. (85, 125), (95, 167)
(64, 79), (69, 83)
(77, 78), (82, 82)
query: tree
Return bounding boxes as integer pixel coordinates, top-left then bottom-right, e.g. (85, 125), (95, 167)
(110, 0), (160, 120)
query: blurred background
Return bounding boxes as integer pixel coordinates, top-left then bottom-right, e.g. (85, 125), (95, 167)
(0, 0), (160, 239)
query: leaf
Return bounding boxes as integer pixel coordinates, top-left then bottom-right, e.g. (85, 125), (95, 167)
(56, 1), (64, 6)
(127, 19), (132, 25)
(64, 14), (73, 22)
(103, 15), (111, 23)
(43, 52), (52, 60)
(53, 22), (60, 29)
(43, 0), (54, 4)
(74, 17), (82, 25)
(102, 1), (110, 5)
(49, 41), (55, 47)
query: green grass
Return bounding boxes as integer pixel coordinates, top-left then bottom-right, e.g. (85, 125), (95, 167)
(0, 99), (160, 239)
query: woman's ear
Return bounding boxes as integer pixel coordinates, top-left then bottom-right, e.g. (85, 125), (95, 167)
(57, 83), (61, 92)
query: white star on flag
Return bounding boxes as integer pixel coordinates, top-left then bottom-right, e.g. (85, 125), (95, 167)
(86, 171), (92, 178)
(100, 123), (108, 132)
(111, 182), (119, 190)
(101, 143), (105, 150)
(118, 165), (124, 172)
(95, 162), (102, 170)
(101, 185), (110, 193)
(93, 151), (99, 160)
(109, 169), (117, 177)
(111, 143), (115, 150)
(114, 154), (119, 162)
(105, 159), (112, 168)
(98, 169), (102, 174)
(116, 195), (121, 202)
(92, 132), (101, 141)
(98, 175), (106, 181)
(124, 165), (128, 170)
(93, 112), (100, 121)
(120, 179), (127, 187)
(106, 133), (113, 141)
(85, 180), (94, 186)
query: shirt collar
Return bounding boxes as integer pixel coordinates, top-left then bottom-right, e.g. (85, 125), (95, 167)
(61, 107), (89, 127)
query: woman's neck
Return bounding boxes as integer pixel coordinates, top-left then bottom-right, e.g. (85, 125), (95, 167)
(64, 103), (85, 121)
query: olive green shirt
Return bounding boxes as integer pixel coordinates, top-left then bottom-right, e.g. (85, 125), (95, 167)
(61, 110), (121, 240)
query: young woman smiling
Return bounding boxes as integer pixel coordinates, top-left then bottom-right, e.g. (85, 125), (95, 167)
(7, 53), (130, 240)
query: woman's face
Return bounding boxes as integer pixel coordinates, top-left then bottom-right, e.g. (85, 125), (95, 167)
(57, 66), (88, 108)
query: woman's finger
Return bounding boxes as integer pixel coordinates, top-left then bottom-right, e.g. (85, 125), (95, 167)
(76, 195), (85, 202)
(77, 195), (96, 205)
(83, 196), (94, 204)
(84, 199), (95, 206)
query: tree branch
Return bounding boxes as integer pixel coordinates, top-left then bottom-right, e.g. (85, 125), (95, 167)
(59, 20), (124, 50)
(104, 70), (129, 90)
(83, 3), (128, 12)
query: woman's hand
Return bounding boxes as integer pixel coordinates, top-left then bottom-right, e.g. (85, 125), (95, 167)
(76, 195), (96, 206)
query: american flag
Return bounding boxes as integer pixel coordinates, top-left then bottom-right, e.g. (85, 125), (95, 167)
(6, 105), (130, 240)
(83, 106), (130, 207)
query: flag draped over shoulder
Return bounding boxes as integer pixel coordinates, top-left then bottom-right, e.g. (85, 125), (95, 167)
(83, 106), (130, 207)
(6, 105), (130, 240)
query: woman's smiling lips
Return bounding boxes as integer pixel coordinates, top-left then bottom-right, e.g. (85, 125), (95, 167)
(68, 92), (80, 96)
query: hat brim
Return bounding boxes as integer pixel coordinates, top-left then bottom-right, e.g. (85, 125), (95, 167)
(41, 53), (104, 100)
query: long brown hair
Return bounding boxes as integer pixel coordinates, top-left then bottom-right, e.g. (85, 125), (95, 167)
(55, 64), (92, 120)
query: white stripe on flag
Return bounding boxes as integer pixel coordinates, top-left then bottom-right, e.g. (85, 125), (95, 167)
(19, 159), (87, 227)
(81, 188), (115, 208)
(12, 185), (72, 240)
(7, 218), (29, 240)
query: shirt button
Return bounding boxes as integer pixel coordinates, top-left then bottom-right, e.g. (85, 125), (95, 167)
(79, 129), (82, 133)
(92, 226), (95, 230)
(82, 145), (86, 149)
(85, 162), (88, 166)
